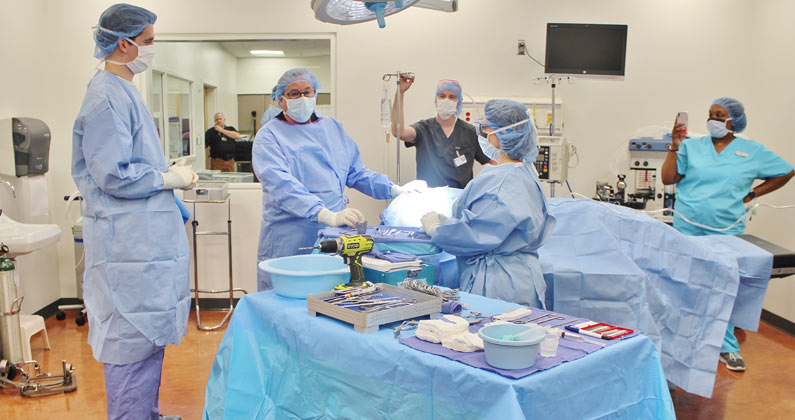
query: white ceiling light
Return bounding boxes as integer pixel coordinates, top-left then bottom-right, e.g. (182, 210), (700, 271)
(250, 50), (286, 57)
(311, 0), (457, 29)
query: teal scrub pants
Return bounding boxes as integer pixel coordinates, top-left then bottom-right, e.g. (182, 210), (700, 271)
(721, 323), (740, 354)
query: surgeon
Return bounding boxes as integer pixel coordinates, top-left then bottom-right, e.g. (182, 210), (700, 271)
(392, 75), (494, 188)
(420, 99), (556, 307)
(72, 4), (196, 419)
(662, 97), (793, 371)
(260, 85), (282, 127)
(253, 68), (402, 291)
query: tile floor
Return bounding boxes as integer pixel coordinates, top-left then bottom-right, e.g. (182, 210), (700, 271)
(3, 311), (794, 419)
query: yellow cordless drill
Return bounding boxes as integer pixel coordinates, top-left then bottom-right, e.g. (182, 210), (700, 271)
(315, 234), (374, 288)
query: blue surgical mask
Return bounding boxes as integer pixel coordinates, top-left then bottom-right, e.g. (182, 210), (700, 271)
(707, 118), (732, 138)
(478, 134), (500, 161)
(285, 96), (316, 122)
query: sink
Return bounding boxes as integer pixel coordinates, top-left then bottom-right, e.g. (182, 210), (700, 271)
(0, 213), (62, 257)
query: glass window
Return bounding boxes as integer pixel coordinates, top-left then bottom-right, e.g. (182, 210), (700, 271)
(165, 75), (192, 160)
(150, 71), (164, 141)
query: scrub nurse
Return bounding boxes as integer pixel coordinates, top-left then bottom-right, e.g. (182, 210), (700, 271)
(252, 68), (404, 292)
(72, 3), (196, 419)
(420, 99), (556, 307)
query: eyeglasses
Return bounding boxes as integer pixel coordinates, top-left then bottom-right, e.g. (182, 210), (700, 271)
(284, 88), (316, 99)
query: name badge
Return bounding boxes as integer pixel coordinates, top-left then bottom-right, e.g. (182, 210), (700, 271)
(453, 154), (467, 167)
(735, 151), (748, 157)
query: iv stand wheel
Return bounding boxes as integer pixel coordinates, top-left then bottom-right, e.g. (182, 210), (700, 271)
(55, 310), (66, 321)
(75, 314), (86, 326)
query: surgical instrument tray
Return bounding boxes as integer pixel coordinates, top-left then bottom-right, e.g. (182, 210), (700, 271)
(307, 283), (442, 333)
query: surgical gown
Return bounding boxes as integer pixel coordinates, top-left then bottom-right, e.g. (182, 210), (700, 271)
(432, 162), (556, 307)
(71, 70), (190, 365)
(253, 114), (393, 291)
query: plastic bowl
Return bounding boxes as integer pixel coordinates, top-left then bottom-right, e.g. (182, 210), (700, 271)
(258, 254), (350, 299)
(478, 324), (545, 370)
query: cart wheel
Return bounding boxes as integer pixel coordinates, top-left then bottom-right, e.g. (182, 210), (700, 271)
(6, 363), (19, 381)
(75, 315), (86, 326)
(55, 310), (66, 321)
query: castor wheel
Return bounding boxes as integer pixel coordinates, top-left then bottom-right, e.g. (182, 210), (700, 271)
(75, 315), (86, 326)
(6, 363), (19, 381)
(55, 310), (66, 321)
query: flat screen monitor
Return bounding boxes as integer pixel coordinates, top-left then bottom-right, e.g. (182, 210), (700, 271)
(545, 23), (628, 76)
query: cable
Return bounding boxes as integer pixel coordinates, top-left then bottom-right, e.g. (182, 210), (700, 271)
(523, 49), (545, 68)
(567, 144), (579, 168)
(565, 180), (575, 198)
(564, 191), (795, 233)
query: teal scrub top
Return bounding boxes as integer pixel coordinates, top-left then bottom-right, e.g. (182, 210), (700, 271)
(673, 135), (793, 236)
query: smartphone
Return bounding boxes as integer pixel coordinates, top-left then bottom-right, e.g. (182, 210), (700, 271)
(676, 112), (688, 136)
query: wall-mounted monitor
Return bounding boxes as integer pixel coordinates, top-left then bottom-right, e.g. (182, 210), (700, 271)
(544, 23), (628, 76)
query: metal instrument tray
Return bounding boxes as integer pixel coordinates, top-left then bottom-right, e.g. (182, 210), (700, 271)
(306, 283), (442, 333)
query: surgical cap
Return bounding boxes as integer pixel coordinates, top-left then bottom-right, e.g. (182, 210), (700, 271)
(274, 68), (322, 100)
(484, 99), (538, 161)
(93, 4), (156, 59)
(712, 97), (747, 133)
(271, 86), (278, 101)
(435, 80), (463, 115)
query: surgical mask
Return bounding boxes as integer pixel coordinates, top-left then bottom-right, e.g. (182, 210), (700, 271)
(707, 118), (732, 138)
(436, 99), (458, 119)
(106, 38), (155, 74)
(478, 134), (500, 161)
(285, 96), (316, 122)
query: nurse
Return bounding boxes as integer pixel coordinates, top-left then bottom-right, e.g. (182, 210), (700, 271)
(420, 99), (556, 308)
(661, 97), (794, 371)
(253, 68), (402, 291)
(72, 4), (196, 419)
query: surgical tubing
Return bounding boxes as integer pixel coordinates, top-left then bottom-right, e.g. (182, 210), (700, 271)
(568, 192), (795, 233)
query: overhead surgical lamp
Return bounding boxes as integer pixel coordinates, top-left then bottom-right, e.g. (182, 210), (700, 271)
(311, 0), (457, 28)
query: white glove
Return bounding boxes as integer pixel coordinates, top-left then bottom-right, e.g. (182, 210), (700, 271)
(391, 184), (404, 198)
(317, 207), (365, 227)
(161, 165), (196, 190)
(420, 211), (448, 237)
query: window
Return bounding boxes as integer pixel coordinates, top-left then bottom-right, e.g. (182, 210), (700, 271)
(149, 71), (193, 160)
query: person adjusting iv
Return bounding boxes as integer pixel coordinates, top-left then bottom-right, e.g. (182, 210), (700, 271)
(661, 97), (794, 372)
(420, 99), (556, 308)
(391, 75), (494, 188)
(73, 3), (196, 419)
(253, 68), (408, 292)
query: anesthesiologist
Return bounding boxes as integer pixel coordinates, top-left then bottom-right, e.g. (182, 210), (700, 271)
(420, 99), (556, 307)
(392, 75), (494, 188)
(661, 97), (794, 372)
(253, 68), (403, 291)
(260, 85), (282, 127)
(72, 4), (196, 419)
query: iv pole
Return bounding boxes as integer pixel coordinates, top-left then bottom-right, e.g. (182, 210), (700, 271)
(383, 70), (413, 184)
(532, 74), (572, 198)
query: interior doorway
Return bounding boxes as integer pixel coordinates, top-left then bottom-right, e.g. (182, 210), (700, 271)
(203, 84), (217, 169)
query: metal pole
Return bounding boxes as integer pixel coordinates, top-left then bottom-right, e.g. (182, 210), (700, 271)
(191, 203), (201, 327)
(550, 77), (556, 137)
(395, 70), (401, 183)
(226, 198), (233, 312)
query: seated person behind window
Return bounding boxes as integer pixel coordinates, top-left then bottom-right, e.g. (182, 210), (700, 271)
(205, 112), (240, 172)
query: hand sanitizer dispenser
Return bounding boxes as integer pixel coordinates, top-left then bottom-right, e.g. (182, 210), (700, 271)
(0, 118), (51, 177)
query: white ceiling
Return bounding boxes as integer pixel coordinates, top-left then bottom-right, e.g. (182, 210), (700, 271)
(218, 39), (330, 58)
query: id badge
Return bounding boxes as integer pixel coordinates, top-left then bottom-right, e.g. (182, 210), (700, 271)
(453, 154), (467, 167)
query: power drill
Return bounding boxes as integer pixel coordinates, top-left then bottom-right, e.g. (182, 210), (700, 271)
(315, 234), (374, 288)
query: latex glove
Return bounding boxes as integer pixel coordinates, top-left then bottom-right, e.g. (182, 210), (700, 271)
(161, 165), (195, 190)
(317, 207), (365, 227)
(391, 184), (405, 198)
(420, 211), (448, 237)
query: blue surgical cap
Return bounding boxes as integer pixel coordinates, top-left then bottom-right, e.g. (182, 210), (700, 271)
(484, 99), (538, 161)
(93, 3), (157, 59)
(712, 97), (747, 133)
(435, 80), (463, 115)
(274, 68), (322, 100)
(271, 85), (278, 102)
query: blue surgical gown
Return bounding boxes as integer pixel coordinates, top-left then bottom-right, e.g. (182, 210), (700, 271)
(431, 162), (556, 307)
(253, 114), (393, 291)
(674, 135), (793, 236)
(71, 71), (190, 365)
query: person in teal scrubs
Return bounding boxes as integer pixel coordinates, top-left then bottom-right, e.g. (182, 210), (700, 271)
(661, 97), (794, 371)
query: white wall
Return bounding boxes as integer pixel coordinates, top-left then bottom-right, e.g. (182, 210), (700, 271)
(236, 56), (332, 94)
(3, 0), (794, 322)
(747, 0), (795, 322)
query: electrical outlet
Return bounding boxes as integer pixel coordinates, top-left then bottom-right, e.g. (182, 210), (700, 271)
(517, 40), (526, 55)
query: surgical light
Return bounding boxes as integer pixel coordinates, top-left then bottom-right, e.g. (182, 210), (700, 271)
(250, 50), (286, 57)
(311, 0), (457, 29)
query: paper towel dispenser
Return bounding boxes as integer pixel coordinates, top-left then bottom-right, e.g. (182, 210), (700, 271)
(0, 117), (51, 177)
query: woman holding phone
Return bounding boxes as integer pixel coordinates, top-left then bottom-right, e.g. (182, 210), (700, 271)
(661, 97), (794, 371)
